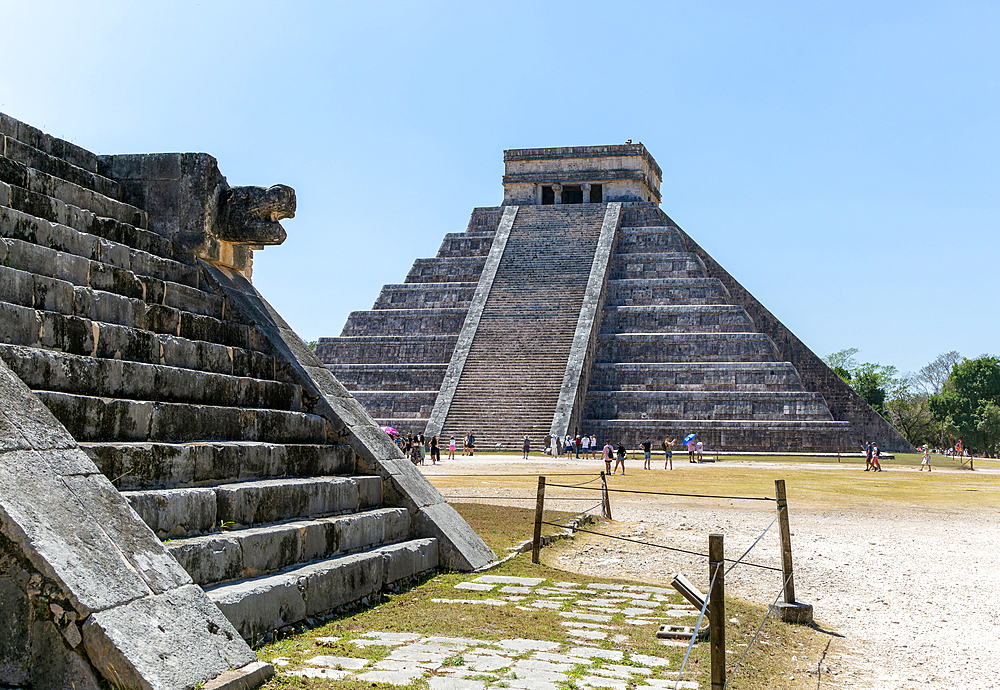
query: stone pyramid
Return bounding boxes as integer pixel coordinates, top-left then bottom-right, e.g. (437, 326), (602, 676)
(318, 145), (912, 453)
(0, 112), (492, 689)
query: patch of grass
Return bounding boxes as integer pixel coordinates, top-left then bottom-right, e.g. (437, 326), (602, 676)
(451, 501), (575, 554)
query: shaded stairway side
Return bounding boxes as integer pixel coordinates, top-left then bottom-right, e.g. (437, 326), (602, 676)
(433, 204), (610, 449)
(579, 203), (903, 451)
(316, 208), (502, 436)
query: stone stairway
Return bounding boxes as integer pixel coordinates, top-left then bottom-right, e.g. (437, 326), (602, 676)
(437, 205), (608, 449)
(317, 208), (501, 435)
(0, 113), (447, 656)
(580, 207), (855, 451)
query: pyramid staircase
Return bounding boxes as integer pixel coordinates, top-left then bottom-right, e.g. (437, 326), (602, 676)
(0, 113), (491, 688)
(433, 205), (609, 448)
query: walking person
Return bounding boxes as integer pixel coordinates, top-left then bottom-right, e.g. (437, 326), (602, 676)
(696, 440), (704, 463)
(872, 443), (882, 472)
(575, 434), (582, 459)
(581, 433), (590, 458)
(602, 440), (614, 474)
(920, 445), (931, 471)
(642, 437), (653, 470)
(522, 436), (531, 460)
(615, 441), (627, 475)
(687, 437), (696, 463)
(430, 435), (440, 464)
(448, 436), (456, 460)
(662, 436), (674, 470)
(590, 434), (597, 459)
(466, 432), (475, 457)
(864, 440), (874, 471)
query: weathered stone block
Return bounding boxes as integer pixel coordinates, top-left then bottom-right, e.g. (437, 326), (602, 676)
(207, 573), (307, 641)
(82, 584), (255, 690)
(124, 487), (217, 538)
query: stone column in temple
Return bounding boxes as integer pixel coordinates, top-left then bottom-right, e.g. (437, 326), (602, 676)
(582, 183), (592, 203)
(552, 184), (563, 204)
(535, 184), (543, 205)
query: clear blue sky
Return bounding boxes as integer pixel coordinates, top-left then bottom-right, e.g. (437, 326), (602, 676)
(3, 1), (997, 376)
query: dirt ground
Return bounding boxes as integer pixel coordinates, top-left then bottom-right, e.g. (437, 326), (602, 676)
(422, 454), (1000, 689)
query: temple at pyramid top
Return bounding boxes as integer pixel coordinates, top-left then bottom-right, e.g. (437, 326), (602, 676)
(317, 144), (913, 454)
(502, 144), (662, 205)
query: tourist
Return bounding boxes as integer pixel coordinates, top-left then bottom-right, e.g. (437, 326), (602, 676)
(642, 437), (653, 470)
(603, 440), (614, 474)
(696, 440), (704, 463)
(466, 432), (475, 457)
(590, 434), (598, 459)
(864, 440), (874, 471)
(418, 433), (426, 464)
(430, 435), (440, 464)
(615, 442), (627, 474)
(448, 436), (457, 460)
(687, 438), (696, 463)
(920, 445), (931, 472)
(523, 436), (531, 459)
(566, 435), (574, 457)
(575, 434), (582, 459)
(662, 436), (674, 470)
(872, 443), (882, 472)
(581, 433), (590, 458)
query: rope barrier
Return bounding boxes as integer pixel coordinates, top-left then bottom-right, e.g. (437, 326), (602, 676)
(552, 474), (604, 488)
(549, 503), (605, 525)
(424, 472), (600, 477)
(723, 570), (795, 689)
(544, 484), (775, 501)
(725, 517), (777, 577)
(674, 564), (718, 689)
(540, 523), (782, 572)
(446, 495), (597, 502)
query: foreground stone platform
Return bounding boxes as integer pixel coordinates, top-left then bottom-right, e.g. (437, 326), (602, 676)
(318, 145), (912, 453)
(0, 111), (493, 689)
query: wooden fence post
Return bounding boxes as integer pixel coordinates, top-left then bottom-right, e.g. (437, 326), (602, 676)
(532, 476), (546, 564)
(708, 533), (725, 690)
(770, 479), (813, 623)
(600, 471), (612, 520)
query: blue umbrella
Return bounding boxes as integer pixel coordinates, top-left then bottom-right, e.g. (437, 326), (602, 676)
(683, 433), (697, 445)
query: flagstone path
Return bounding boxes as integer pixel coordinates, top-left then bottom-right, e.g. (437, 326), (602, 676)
(274, 575), (702, 689)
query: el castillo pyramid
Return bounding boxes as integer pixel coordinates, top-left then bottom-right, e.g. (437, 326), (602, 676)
(318, 144), (912, 453)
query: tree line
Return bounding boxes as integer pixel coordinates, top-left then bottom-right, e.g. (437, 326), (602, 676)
(823, 349), (1000, 457)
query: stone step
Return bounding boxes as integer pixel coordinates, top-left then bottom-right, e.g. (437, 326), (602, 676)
(587, 362), (804, 392)
(35, 391), (326, 444)
(604, 278), (732, 305)
(584, 390), (836, 421)
(406, 256), (488, 283)
(168, 507), (410, 586)
(326, 363), (448, 391)
(372, 282), (477, 309)
(84, 441), (355, 491)
(584, 419), (856, 452)
(0, 153), (146, 227)
(599, 305), (755, 333)
(2, 134), (121, 200)
(3, 180), (171, 256)
(615, 227), (686, 253)
(594, 332), (780, 363)
(0, 344), (301, 411)
(0, 204), (200, 289)
(316, 335), (458, 365)
(0, 302), (277, 380)
(437, 233), (495, 257)
(0, 112), (99, 173)
(207, 538), (438, 640)
(341, 307), (468, 337)
(123, 475), (383, 538)
(609, 252), (707, 279)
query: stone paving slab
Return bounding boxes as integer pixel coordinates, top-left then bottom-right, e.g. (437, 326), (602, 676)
(496, 638), (561, 652)
(306, 655), (370, 669)
(561, 610), (612, 622)
(455, 581), (495, 591)
(473, 575), (545, 586)
(432, 597), (507, 605)
(578, 674), (628, 689)
(288, 667), (352, 679)
(569, 646), (624, 661)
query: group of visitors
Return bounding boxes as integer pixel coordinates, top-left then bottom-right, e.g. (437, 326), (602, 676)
(392, 431), (476, 464)
(864, 440), (883, 472)
(549, 434), (600, 458)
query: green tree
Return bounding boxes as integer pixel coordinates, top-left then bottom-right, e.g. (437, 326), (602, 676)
(883, 376), (935, 447)
(823, 349), (900, 413)
(930, 356), (1000, 456)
